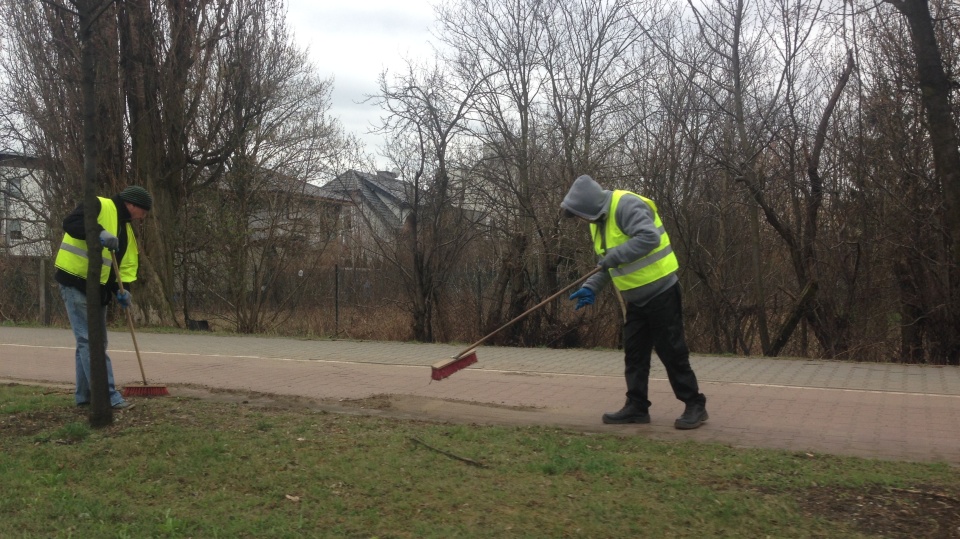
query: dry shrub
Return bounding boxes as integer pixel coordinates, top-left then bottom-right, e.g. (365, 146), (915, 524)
(0, 256), (58, 324)
(333, 305), (413, 341)
(262, 304), (413, 341)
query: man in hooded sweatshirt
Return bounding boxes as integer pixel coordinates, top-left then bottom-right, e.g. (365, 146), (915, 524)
(560, 174), (708, 429)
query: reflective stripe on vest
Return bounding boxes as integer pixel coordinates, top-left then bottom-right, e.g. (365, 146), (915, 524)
(54, 197), (119, 284)
(590, 191), (679, 291)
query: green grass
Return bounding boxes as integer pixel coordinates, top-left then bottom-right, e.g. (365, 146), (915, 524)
(1, 384), (957, 538)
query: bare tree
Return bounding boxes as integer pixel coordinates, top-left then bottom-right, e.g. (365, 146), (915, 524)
(676, 0), (858, 356)
(3, 0), (355, 332)
(0, 0), (120, 237)
(541, 0), (647, 178)
(435, 0), (556, 345)
(9, 0), (123, 426)
(883, 0), (960, 269)
(434, 0), (637, 346)
(367, 60), (486, 342)
(539, 0), (652, 338)
(181, 0), (354, 333)
(77, 0), (119, 426)
(880, 0), (960, 363)
(117, 0), (235, 325)
(846, 0), (960, 363)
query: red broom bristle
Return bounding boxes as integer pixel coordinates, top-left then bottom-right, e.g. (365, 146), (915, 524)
(122, 385), (170, 397)
(431, 351), (478, 381)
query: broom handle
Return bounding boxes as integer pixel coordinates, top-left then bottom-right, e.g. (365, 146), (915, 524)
(456, 267), (602, 358)
(111, 253), (148, 385)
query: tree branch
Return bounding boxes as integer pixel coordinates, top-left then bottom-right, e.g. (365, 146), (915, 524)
(410, 437), (487, 468)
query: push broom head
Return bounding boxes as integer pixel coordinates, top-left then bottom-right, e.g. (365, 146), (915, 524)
(122, 384), (170, 397)
(431, 349), (478, 381)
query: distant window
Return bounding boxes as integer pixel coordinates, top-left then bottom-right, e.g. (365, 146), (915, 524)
(5, 177), (23, 198)
(8, 219), (22, 240)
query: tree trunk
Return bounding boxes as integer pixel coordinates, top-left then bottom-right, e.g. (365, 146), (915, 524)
(118, 0), (177, 326)
(79, 0), (113, 428)
(769, 281), (818, 357)
(748, 200), (771, 353)
(887, 0), (960, 363)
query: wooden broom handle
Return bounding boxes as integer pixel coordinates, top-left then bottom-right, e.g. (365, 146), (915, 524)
(111, 253), (148, 385)
(456, 266), (602, 358)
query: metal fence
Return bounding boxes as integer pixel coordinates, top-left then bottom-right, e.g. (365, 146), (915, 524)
(0, 255), (622, 350)
(0, 255), (60, 326)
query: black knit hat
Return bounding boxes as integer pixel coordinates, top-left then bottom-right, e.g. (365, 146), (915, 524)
(118, 185), (153, 211)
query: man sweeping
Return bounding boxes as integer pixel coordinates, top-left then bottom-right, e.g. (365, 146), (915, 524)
(54, 185), (153, 410)
(561, 175), (708, 429)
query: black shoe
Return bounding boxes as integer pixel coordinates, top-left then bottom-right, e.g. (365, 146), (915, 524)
(674, 402), (708, 430)
(76, 402), (90, 408)
(602, 401), (650, 424)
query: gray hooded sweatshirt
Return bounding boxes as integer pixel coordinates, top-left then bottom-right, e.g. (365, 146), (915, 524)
(560, 174), (678, 307)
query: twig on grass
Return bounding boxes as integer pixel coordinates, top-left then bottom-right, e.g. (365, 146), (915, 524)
(410, 437), (487, 468)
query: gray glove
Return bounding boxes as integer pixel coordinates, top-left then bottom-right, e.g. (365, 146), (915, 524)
(598, 255), (616, 271)
(598, 246), (622, 271)
(99, 230), (118, 251)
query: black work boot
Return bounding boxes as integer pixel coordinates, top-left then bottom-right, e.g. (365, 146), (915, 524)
(674, 401), (708, 430)
(602, 401), (650, 424)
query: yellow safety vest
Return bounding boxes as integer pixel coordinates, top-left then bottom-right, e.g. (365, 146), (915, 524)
(590, 190), (679, 291)
(54, 197), (139, 284)
(119, 230), (138, 283)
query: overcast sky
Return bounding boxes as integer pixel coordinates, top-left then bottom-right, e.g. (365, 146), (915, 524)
(284, 0), (439, 164)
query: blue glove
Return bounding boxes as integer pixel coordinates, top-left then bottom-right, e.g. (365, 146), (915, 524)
(99, 230), (119, 251)
(116, 290), (132, 309)
(569, 287), (595, 310)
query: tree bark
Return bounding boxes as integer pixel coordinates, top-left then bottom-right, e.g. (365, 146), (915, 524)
(78, 0), (115, 427)
(769, 281), (818, 357)
(886, 0), (960, 363)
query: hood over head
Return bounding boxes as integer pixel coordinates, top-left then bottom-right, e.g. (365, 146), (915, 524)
(560, 175), (611, 221)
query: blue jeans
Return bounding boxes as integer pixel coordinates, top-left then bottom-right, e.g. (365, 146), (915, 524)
(59, 284), (125, 406)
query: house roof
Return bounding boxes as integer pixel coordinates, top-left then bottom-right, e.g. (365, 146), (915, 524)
(260, 170), (332, 200)
(0, 152), (41, 170)
(319, 170), (412, 229)
(211, 167), (348, 206)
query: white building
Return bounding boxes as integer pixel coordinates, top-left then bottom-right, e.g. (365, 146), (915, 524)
(0, 152), (50, 257)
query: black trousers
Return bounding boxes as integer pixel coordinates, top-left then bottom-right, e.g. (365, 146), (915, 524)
(622, 283), (705, 410)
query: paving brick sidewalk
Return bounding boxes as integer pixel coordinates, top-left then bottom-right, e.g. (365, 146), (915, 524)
(2, 326), (958, 464)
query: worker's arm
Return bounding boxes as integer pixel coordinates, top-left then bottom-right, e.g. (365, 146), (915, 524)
(600, 195), (660, 268)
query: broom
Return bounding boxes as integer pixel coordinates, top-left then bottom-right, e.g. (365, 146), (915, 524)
(431, 267), (602, 380)
(111, 253), (169, 397)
